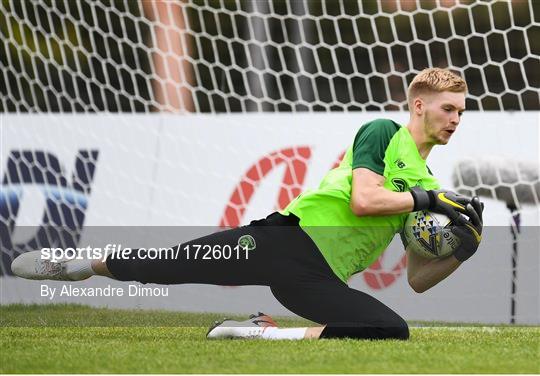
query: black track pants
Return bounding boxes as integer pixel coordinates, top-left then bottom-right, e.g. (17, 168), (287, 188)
(106, 212), (409, 340)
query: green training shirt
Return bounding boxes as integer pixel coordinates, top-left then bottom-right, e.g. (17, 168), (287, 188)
(282, 119), (440, 282)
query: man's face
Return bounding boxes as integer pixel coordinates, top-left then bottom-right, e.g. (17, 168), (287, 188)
(421, 91), (466, 145)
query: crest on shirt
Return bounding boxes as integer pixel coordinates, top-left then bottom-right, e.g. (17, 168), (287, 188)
(238, 234), (256, 251)
(391, 178), (408, 192)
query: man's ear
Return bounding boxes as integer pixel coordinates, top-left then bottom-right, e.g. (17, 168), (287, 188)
(413, 97), (424, 116)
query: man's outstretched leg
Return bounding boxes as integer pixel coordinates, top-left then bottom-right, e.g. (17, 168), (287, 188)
(10, 213), (305, 286)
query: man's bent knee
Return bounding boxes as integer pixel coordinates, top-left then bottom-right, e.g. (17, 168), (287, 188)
(386, 322), (409, 340)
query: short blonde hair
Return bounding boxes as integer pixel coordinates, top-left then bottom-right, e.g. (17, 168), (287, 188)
(408, 68), (467, 103)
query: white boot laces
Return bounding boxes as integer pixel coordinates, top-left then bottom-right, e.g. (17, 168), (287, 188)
(36, 259), (64, 277)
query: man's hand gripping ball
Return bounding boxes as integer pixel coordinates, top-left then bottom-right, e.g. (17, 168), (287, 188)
(410, 187), (484, 261)
(410, 187), (472, 221)
(451, 197), (484, 262)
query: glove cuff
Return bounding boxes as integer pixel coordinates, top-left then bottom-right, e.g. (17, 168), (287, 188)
(410, 186), (432, 211)
(453, 247), (471, 262)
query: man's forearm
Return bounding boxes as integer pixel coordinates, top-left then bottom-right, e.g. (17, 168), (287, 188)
(408, 253), (462, 293)
(351, 168), (415, 216)
(351, 187), (415, 216)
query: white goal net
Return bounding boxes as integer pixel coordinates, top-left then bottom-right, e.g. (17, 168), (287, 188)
(1, 0), (539, 113)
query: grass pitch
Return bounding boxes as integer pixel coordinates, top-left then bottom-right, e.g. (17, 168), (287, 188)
(1, 304), (538, 374)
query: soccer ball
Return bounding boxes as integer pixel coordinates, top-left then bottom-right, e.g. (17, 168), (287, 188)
(403, 211), (461, 259)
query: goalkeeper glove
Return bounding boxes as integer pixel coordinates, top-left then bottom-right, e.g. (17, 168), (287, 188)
(410, 187), (471, 221)
(451, 197), (484, 262)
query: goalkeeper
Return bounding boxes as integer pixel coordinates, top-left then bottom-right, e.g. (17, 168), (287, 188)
(12, 68), (484, 341)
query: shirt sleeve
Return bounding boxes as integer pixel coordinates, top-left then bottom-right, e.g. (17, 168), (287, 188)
(352, 119), (400, 175)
